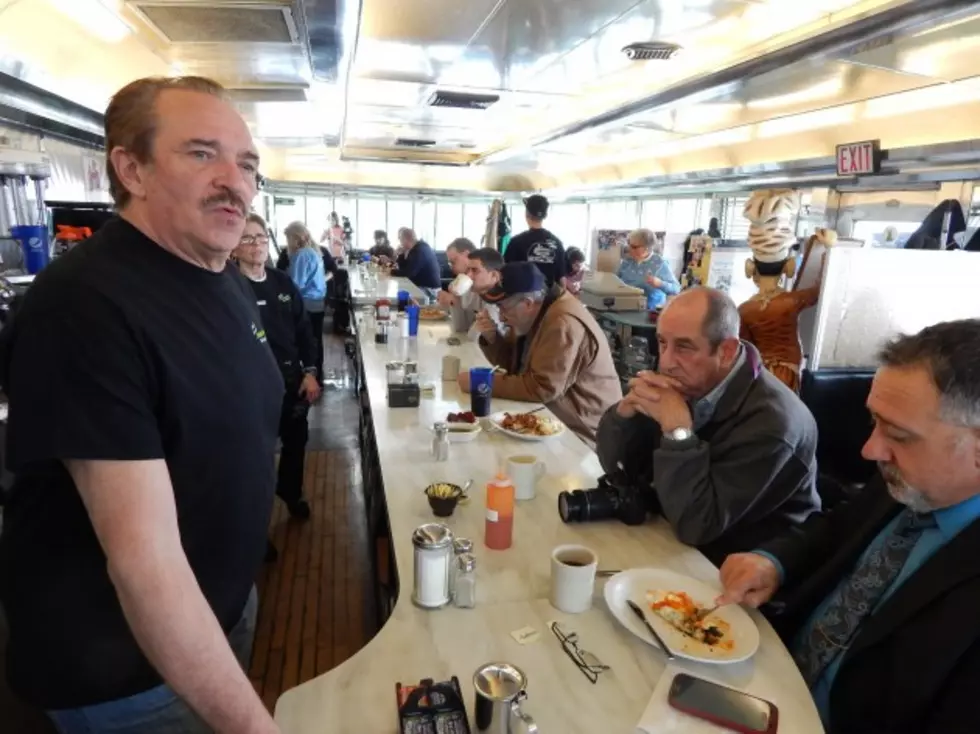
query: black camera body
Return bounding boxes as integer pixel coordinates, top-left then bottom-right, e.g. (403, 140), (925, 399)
(557, 470), (657, 526)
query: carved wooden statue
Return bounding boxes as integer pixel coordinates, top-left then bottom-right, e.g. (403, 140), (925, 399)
(738, 188), (834, 393)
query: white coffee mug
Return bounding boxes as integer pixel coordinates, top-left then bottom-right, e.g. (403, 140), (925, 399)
(450, 273), (474, 296)
(550, 545), (598, 614)
(507, 455), (545, 501)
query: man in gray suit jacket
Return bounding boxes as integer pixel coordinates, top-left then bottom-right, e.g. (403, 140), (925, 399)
(596, 287), (821, 563)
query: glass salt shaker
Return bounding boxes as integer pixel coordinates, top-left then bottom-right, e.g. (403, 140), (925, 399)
(453, 553), (477, 609)
(432, 422), (450, 462)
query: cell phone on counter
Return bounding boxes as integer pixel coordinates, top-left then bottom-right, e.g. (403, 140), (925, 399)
(667, 673), (778, 734)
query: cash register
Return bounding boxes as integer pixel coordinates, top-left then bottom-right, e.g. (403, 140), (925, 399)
(578, 271), (646, 311)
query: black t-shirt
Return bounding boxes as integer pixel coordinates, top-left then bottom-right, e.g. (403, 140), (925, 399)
(0, 217), (283, 709)
(243, 267), (316, 380)
(504, 227), (566, 286)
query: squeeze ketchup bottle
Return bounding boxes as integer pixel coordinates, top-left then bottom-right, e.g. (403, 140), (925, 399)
(485, 473), (515, 550)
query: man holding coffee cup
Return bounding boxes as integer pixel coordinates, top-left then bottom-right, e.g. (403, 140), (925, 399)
(437, 238), (478, 333)
(458, 262), (621, 447)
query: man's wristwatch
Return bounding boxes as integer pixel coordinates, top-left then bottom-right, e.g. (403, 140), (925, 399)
(663, 426), (697, 447)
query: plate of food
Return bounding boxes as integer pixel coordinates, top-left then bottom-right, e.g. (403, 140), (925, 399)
(437, 412), (482, 443)
(419, 306), (449, 321)
(488, 411), (565, 441)
(603, 568), (759, 664)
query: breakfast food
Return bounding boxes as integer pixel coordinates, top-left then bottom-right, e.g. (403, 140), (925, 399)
(646, 590), (733, 650)
(447, 411), (477, 424)
(498, 411), (560, 436)
(419, 306), (447, 320)
(425, 483), (461, 499)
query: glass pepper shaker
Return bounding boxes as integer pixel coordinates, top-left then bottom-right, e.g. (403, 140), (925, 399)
(453, 553), (477, 609)
(432, 422), (450, 462)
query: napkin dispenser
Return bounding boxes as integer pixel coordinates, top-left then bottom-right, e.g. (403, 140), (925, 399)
(388, 382), (420, 408)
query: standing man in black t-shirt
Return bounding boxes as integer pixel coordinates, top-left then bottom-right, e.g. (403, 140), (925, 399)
(0, 77), (283, 733)
(235, 214), (320, 538)
(504, 194), (566, 287)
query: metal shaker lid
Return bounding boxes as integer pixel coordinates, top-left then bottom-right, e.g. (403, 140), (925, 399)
(453, 537), (474, 555)
(473, 662), (526, 702)
(411, 523), (453, 549)
(456, 553), (476, 573)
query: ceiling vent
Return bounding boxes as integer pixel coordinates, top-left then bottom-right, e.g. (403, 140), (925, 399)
(131, 3), (299, 44)
(622, 42), (682, 61)
(226, 86), (309, 104)
(428, 90), (500, 110)
(394, 138), (437, 148)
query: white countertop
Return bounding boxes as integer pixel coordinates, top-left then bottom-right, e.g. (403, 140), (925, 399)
(274, 279), (822, 733)
(348, 267), (428, 307)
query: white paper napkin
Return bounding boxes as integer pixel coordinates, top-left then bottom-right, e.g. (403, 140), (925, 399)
(634, 666), (738, 734)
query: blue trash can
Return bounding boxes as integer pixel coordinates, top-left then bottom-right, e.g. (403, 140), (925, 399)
(10, 225), (50, 274)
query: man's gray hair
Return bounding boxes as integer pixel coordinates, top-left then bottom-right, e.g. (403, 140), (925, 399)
(878, 319), (980, 427)
(629, 228), (663, 255)
(447, 237), (476, 255)
(695, 287), (740, 349)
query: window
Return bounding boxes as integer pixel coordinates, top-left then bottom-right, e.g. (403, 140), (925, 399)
(665, 198), (699, 233)
(547, 203), (590, 252)
(640, 200), (669, 232)
(435, 202), (463, 248)
(386, 199), (414, 238)
(589, 200), (639, 232)
(414, 200), (435, 243)
(507, 199), (527, 237)
(305, 195), (335, 238)
(464, 202), (490, 245)
(271, 196), (306, 244)
(718, 196), (750, 241)
(356, 198), (386, 251)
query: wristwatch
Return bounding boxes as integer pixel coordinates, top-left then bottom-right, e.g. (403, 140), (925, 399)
(663, 426), (696, 446)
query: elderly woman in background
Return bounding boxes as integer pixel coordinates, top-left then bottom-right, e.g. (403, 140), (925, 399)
(618, 227), (681, 310)
(285, 221), (327, 382)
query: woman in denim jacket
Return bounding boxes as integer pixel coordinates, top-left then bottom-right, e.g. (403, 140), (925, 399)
(617, 228), (681, 310)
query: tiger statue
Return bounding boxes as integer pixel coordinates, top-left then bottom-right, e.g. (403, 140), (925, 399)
(742, 188), (801, 265)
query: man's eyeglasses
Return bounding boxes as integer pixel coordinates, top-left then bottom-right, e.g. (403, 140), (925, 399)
(239, 235), (269, 246)
(550, 622), (610, 684)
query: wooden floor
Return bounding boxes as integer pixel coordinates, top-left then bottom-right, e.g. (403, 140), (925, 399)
(248, 332), (375, 712)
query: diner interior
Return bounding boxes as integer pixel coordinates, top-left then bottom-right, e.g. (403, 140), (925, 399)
(3, 1), (980, 733)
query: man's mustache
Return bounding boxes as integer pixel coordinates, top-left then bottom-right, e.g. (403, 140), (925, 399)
(202, 191), (247, 216)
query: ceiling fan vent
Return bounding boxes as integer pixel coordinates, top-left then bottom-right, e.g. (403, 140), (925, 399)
(394, 138), (437, 148)
(132, 3), (298, 44)
(622, 42), (682, 61)
(428, 90), (500, 110)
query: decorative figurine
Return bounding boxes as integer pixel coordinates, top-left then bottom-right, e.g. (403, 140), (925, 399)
(738, 188), (835, 393)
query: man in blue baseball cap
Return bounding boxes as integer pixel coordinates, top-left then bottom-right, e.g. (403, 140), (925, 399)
(459, 262), (621, 446)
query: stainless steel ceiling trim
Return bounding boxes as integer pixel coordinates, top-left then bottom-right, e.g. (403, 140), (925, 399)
(471, 0), (980, 165)
(333, 0), (364, 152)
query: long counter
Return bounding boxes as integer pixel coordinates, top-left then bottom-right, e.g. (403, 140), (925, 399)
(274, 275), (822, 733)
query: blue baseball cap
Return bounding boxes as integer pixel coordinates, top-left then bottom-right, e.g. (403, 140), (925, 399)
(483, 262), (545, 303)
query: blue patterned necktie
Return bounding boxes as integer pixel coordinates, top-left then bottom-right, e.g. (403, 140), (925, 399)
(793, 509), (937, 686)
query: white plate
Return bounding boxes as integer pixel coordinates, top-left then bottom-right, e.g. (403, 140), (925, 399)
(487, 411), (566, 442)
(604, 568), (760, 664)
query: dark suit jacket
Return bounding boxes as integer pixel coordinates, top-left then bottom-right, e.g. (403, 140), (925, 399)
(759, 474), (980, 734)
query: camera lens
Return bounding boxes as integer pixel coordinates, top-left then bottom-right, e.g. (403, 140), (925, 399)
(558, 488), (620, 524)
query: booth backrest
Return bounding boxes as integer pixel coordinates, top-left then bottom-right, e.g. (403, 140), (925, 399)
(800, 368), (877, 486)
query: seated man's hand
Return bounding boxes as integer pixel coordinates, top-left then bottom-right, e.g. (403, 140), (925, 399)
(437, 291), (457, 308)
(456, 370), (471, 394)
(619, 372), (692, 431)
(474, 309), (498, 343)
(717, 553), (781, 608)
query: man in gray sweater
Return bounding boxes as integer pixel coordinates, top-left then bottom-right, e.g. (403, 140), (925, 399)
(596, 287), (821, 564)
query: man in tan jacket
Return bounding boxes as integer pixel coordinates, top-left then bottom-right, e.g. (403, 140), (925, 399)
(457, 262), (622, 446)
